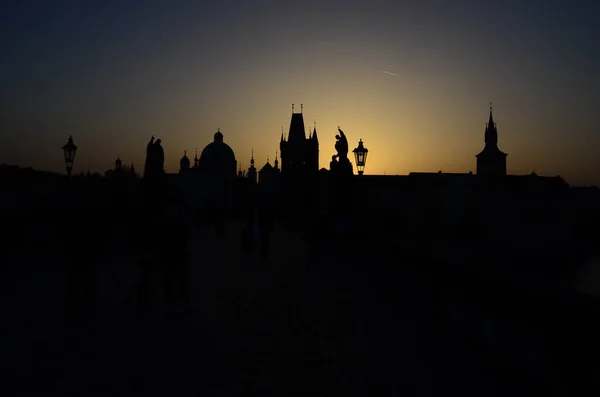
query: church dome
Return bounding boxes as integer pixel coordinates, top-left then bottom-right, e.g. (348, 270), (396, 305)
(199, 129), (237, 176)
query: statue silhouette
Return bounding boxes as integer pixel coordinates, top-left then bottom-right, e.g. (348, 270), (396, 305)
(331, 128), (353, 175)
(335, 128), (349, 161)
(154, 139), (164, 175)
(143, 136), (155, 179)
(330, 155), (339, 172)
(143, 136), (165, 181)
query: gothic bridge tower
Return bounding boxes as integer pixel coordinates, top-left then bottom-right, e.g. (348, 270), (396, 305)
(279, 104), (319, 177)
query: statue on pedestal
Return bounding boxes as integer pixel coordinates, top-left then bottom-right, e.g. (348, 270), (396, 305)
(144, 136), (165, 180)
(330, 127), (353, 176)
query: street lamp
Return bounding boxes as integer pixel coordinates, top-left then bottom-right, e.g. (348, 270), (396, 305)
(352, 139), (368, 175)
(62, 135), (78, 177)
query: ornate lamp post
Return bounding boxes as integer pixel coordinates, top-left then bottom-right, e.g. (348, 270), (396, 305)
(352, 139), (368, 175)
(62, 135), (78, 177)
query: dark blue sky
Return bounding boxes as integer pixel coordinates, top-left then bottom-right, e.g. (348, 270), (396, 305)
(1, 0), (598, 184)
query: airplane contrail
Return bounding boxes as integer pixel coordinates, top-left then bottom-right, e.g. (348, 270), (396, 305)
(382, 70), (399, 77)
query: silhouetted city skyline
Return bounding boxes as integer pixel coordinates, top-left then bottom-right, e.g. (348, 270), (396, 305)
(1, 1), (599, 185)
(3, 3), (600, 394)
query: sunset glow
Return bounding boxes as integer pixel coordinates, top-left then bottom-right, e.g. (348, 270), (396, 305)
(1, 1), (598, 185)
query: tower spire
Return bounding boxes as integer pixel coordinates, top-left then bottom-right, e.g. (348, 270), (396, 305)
(250, 148), (254, 165)
(292, 103), (294, 113)
(301, 103), (303, 113)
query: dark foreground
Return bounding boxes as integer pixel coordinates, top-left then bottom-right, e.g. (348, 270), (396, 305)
(1, 222), (598, 396)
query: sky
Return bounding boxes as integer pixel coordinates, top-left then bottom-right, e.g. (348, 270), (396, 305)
(1, 0), (598, 185)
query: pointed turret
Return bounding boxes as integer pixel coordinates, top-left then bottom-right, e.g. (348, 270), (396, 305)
(311, 121), (319, 143)
(248, 149), (257, 184)
(484, 104), (498, 146)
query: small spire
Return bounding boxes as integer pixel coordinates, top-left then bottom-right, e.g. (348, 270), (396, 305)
(488, 102), (495, 127)
(184, 150), (187, 156)
(313, 118), (316, 130)
(301, 104), (303, 113)
(250, 148), (254, 165)
(292, 103), (294, 113)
